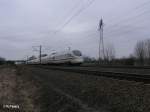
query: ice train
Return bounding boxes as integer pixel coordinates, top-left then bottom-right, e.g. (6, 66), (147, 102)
(27, 50), (83, 65)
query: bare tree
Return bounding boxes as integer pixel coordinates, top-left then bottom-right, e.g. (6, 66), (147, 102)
(134, 40), (146, 65)
(0, 57), (6, 65)
(105, 44), (115, 63)
(144, 39), (150, 64)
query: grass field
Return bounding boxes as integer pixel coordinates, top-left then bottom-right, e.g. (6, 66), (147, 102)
(0, 65), (150, 112)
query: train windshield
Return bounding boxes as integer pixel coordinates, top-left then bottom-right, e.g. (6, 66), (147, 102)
(73, 50), (82, 56)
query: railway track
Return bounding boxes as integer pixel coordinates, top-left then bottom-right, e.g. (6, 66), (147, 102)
(81, 64), (150, 69)
(33, 65), (150, 83)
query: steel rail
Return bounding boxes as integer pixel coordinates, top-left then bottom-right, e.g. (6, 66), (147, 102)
(33, 65), (150, 83)
(81, 64), (150, 69)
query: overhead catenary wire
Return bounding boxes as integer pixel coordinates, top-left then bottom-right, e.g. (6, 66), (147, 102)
(52, 0), (150, 41)
(105, 0), (150, 26)
(32, 45), (42, 64)
(53, 0), (82, 32)
(83, 9), (150, 41)
(105, 9), (150, 37)
(97, 0), (150, 39)
(73, 0), (150, 41)
(105, 9), (150, 32)
(54, 0), (96, 34)
(102, 0), (150, 35)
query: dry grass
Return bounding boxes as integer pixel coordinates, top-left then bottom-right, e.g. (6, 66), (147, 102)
(0, 66), (43, 112)
(29, 67), (150, 112)
(2, 65), (148, 112)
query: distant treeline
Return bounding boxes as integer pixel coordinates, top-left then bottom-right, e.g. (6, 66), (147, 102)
(84, 38), (150, 66)
(1, 38), (150, 66)
(0, 57), (15, 65)
(0, 57), (6, 65)
(83, 56), (135, 66)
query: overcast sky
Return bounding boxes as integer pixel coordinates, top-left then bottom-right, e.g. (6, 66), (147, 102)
(0, 0), (150, 60)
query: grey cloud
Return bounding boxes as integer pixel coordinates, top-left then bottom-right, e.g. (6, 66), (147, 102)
(0, 0), (150, 60)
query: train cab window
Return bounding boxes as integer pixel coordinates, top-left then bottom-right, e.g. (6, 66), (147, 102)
(41, 54), (47, 57)
(51, 53), (56, 55)
(67, 54), (72, 57)
(73, 50), (82, 56)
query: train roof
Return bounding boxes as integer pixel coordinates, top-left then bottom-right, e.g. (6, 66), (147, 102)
(50, 50), (82, 56)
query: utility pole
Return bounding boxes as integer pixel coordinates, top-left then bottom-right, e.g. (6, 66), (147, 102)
(68, 47), (71, 51)
(32, 45), (42, 64)
(39, 45), (42, 64)
(98, 18), (105, 64)
(26, 56), (28, 64)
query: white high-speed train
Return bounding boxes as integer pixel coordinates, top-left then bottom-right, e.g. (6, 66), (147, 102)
(27, 50), (83, 65)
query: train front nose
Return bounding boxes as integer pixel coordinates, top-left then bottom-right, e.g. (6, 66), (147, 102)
(71, 57), (83, 64)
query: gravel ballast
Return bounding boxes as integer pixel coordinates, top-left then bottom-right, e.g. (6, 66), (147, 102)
(1, 65), (149, 112)
(28, 66), (150, 112)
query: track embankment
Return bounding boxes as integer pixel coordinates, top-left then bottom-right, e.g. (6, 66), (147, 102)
(0, 65), (44, 112)
(1, 65), (150, 112)
(35, 65), (150, 83)
(28, 66), (150, 112)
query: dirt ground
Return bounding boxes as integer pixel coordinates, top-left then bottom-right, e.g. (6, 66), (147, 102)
(0, 65), (100, 112)
(0, 65), (150, 112)
(0, 65), (43, 112)
(27, 66), (150, 112)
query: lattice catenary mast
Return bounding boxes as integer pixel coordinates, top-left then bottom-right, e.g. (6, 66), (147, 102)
(98, 19), (105, 64)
